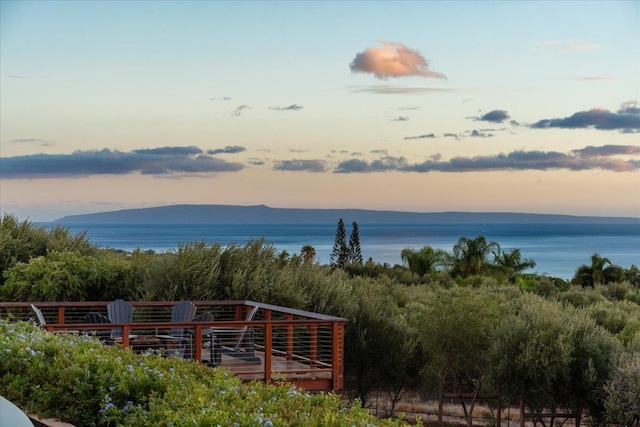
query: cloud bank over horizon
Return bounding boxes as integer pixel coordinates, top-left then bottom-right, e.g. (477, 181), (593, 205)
(2, 144), (638, 179)
(0, 146), (244, 179)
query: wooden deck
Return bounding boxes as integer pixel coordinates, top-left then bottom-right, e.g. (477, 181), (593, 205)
(0, 300), (347, 391)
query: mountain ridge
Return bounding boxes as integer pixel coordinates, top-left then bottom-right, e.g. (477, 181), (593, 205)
(55, 204), (640, 224)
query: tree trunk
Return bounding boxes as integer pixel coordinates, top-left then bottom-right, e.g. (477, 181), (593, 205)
(438, 381), (444, 427)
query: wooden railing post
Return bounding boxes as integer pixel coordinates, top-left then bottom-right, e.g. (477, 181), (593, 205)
(264, 318), (272, 383)
(286, 314), (294, 361)
(331, 322), (344, 390)
(58, 307), (65, 324)
(310, 323), (317, 368)
(194, 324), (202, 362)
(122, 325), (131, 348)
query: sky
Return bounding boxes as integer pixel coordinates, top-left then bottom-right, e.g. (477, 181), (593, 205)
(1, 1), (639, 221)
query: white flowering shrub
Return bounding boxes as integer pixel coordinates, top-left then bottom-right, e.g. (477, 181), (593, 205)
(0, 320), (406, 427)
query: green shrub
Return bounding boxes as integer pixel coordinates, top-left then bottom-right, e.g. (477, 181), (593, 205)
(0, 320), (406, 427)
(1, 251), (132, 302)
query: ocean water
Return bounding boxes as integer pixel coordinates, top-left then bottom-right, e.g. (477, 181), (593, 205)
(42, 222), (640, 280)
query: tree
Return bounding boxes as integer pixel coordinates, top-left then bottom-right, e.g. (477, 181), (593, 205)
(401, 246), (451, 277)
(495, 248), (536, 282)
(300, 245), (316, 265)
(452, 236), (500, 277)
(330, 219), (348, 268)
(606, 353), (640, 427)
(572, 253), (622, 287)
(411, 287), (510, 427)
(486, 294), (621, 424)
(348, 221), (363, 265)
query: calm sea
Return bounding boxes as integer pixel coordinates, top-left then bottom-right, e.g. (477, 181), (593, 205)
(41, 222), (640, 280)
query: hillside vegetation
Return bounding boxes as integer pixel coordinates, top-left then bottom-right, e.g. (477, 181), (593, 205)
(1, 214), (639, 427)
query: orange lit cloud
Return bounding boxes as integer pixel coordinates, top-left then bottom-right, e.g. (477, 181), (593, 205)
(349, 41), (446, 80)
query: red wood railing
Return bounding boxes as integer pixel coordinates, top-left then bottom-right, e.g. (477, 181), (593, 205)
(0, 300), (347, 391)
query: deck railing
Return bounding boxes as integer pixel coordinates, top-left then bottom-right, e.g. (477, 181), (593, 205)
(0, 300), (347, 391)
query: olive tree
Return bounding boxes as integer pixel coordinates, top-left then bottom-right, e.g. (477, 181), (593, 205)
(486, 294), (621, 424)
(605, 352), (640, 427)
(410, 286), (510, 427)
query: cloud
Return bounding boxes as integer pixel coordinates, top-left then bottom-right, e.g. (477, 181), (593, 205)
(404, 134), (436, 140)
(11, 138), (53, 146)
(330, 145), (640, 173)
(207, 145), (247, 155)
(398, 106), (420, 111)
(572, 145), (640, 158)
(619, 101), (640, 115)
(0, 146), (244, 179)
(469, 129), (493, 138)
(474, 110), (510, 123)
(531, 104), (640, 132)
(233, 105), (251, 116)
(335, 156), (410, 173)
(273, 159), (327, 172)
(210, 96), (232, 101)
(247, 159), (265, 166)
(443, 133), (461, 140)
(7, 75), (31, 79)
(268, 104), (303, 111)
(347, 85), (456, 95)
(349, 41), (446, 79)
(391, 116), (410, 122)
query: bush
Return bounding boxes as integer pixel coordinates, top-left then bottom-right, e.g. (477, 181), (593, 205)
(0, 319), (407, 427)
(1, 251), (132, 302)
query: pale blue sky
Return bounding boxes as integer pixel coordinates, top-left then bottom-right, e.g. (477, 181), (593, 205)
(1, 1), (639, 220)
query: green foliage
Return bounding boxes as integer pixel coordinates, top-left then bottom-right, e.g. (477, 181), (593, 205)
(584, 299), (640, 335)
(572, 253), (626, 287)
(3, 213), (639, 423)
(1, 251), (132, 302)
(134, 241), (224, 301)
(605, 352), (640, 427)
(300, 245), (316, 265)
(452, 236), (501, 278)
(0, 214), (96, 285)
(0, 320), (407, 427)
(400, 245), (450, 278)
(330, 219), (348, 269)
(343, 278), (425, 408)
(347, 221), (363, 265)
(486, 294), (622, 419)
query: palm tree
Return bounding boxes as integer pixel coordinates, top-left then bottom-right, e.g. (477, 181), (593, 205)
(300, 245), (316, 265)
(572, 253), (622, 287)
(495, 248), (536, 282)
(401, 246), (451, 277)
(452, 236), (500, 277)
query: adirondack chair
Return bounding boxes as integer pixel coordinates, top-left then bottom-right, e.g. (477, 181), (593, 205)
(81, 312), (112, 342)
(214, 305), (260, 363)
(107, 299), (135, 343)
(30, 304), (47, 326)
(155, 300), (197, 358)
(191, 311), (216, 365)
(30, 304), (77, 333)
